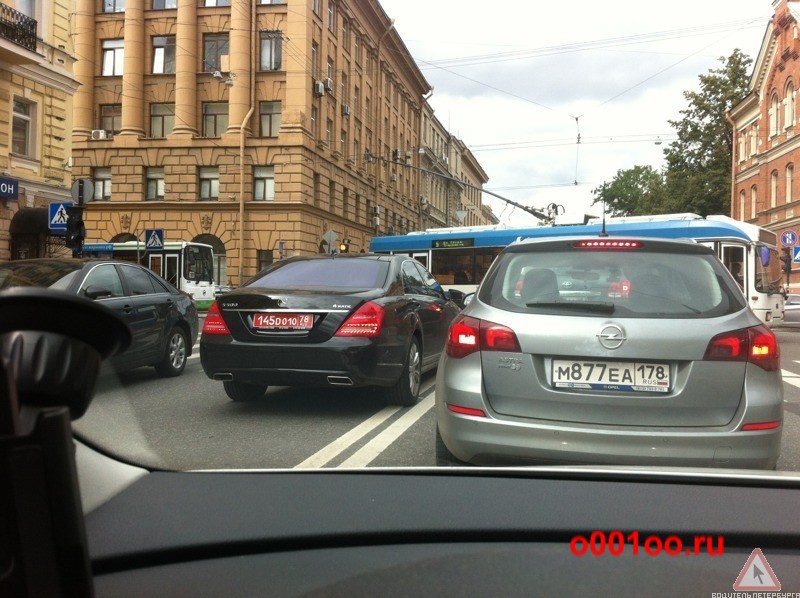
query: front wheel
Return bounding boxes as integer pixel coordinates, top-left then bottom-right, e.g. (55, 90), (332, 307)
(223, 381), (268, 402)
(386, 337), (421, 407)
(154, 327), (188, 377)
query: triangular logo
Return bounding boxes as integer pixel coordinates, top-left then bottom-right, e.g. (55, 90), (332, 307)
(146, 231), (162, 248)
(51, 205), (68, 225)
(733, 548), (780, 591)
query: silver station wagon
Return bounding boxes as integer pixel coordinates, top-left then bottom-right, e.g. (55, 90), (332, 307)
(436, 236), (783, 469)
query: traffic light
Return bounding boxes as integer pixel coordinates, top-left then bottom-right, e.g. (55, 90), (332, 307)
(65, 205), (86, 251)
(339, 239), (350, 253)
(781, 248), (793, 276)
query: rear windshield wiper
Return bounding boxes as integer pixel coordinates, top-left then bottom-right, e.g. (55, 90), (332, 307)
(525, 301), (616, 314)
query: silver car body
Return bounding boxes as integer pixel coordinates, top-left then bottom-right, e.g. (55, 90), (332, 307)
(436, 236), (783, 469)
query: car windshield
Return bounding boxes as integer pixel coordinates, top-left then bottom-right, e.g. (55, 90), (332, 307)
(3, 1), (800, 573)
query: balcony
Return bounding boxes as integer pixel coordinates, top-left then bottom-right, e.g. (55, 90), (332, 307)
(0, 3), (36, 53)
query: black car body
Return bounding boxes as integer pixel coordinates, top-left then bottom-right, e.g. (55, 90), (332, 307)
(200, 254), (460, 404)
(0, 258), (199, 376)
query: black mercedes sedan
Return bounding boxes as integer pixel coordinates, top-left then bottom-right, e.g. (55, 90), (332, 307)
(200, 254), (461, 405)
(0, 258), (199, 377)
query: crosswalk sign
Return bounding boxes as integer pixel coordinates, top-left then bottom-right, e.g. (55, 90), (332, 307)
(144, 229), (164, 250)
(49, 201), (74, 232)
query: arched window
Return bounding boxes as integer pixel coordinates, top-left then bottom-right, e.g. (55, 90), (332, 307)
(751, 185), (758, 219)
(739, 189), (746, 219)
(788, 164), (795, 204)
(771, 170), (779, 207)
(787, 81), (796, 129)
(192, 234), (227, 286)
(110, 233), (137, 243)
(770, 92), (780, 136)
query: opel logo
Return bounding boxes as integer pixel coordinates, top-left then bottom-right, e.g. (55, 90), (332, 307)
(597, 324), (626, 350)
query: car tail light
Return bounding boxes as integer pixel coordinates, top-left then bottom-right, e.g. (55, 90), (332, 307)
(335, 301), (385, 338)
(446, 403), (486, 417)
(741, 421), (781, 431)
(202, 301), (231, 336)
(446, 315), (521, 358)
(703, 324), (779, 371)
(573, 240), (643, 249)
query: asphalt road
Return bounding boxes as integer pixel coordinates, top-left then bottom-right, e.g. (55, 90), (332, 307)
(72, 329), (800, 472)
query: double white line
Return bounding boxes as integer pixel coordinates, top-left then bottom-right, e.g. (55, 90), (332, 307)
(295, 387), (436, 469)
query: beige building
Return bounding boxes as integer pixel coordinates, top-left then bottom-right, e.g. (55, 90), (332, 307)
(71, 0), (444, 285)
(0, 0), (78, 260)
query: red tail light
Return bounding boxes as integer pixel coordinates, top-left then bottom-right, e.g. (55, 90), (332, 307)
(741, 421), (781, 431)
(446, 315), (521, 358)
(704, 324), (779, 371)
(335, 301), (385, 338)
(202, 301), (231, 336)
(573, 240), (643, 249)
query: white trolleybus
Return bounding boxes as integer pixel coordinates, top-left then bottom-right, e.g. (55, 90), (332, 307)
(82, 240), (216, 309)
(369, 213), (786, 326)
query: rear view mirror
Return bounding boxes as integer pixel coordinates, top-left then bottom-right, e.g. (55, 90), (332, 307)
(463, 293), (475, 307)
(84, 285), (112, 300)
(446, 289), (467, 308)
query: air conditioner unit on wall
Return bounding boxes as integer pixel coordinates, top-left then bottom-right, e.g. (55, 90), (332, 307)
(371, 205), (381, 215)
(372, 216), (381, 226)
(314, 80), (326, 96)
(341, 104), (351, 117)
(324, 77), (334, 91)
(91, 130), (111, 140)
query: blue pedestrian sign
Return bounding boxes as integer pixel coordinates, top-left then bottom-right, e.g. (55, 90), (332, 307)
(144, 228), (164, 250)
(49, 201), (74, 233)
(793, 246), (800, 263)
(781, 230), (798, 247)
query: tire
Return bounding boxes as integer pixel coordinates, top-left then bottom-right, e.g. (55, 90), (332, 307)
(436, 425), (466, 467)
(154, 327), (188, 377)
(223, 381), (268, 402)
(386, 336), (422, 406)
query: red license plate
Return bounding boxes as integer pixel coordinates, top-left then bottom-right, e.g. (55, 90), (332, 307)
(252, 313), (313, 330)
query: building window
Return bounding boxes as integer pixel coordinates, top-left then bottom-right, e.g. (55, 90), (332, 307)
(787, 81), (797, 129)
(146, 167), (165, 200)
(152, 36), (176, 74)
(11, 98), (34, 157)
(259, 101), (281, 137)
(202, 102), (228, 137)
(328, 0), (336, 32)
(770, 93), (780, 136)
(354, 35), (361, 65)
(750, 185), (757, 218)
(311, 42), (318, 78)
(325, 118), (332, 145)
(203, 33), (229, 72)
(153, 0), (177, 8)
(310, 105), (317, 137)
(204, 0), (230, 6)
(341, 130), (347, 158)
(99, 104), (121, 134)
(259, 31), (282, 71)
(102, 39), (124, 76)
(103, 0), (125, 12)
(253, 166), (275, 201)
(341, 71), (348, 101)
(199, 167), (219, 200)
(94, 167), (112, 200)
(366, 51), (373, 77)
(750, 124), (758, 155)
(353, 136), (359, 165)
(327, 58), (334, 80)
(739, 190), (745, 220)
(342, 19), (349, 50)
(788, 164), (795, 204)
(771, 170), (779, 208)
(150, 103), (175, 137)
(258, 249), (274, 270)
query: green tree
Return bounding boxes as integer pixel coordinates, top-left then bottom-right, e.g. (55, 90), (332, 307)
(591, 165), (667, 216)
(662, 49), (752, 215)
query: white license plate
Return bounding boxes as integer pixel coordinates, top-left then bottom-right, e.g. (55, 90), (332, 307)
(552, 360), (670, 393)
(252, 313), (313, 330)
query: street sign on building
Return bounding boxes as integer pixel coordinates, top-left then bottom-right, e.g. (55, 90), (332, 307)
(145, 229), (164, 250)
(793, 246), (800, 263)
(0, 177), (19, 200)
(781, 230), (797, 247)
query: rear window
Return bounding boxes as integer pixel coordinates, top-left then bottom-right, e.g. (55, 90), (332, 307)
(480, 247), (746, 319)
(246, 258), (390, 290)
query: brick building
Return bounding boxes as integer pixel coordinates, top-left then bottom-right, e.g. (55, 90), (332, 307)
(71, 0), (495, 286)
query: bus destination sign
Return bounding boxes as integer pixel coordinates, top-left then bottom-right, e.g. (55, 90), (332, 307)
(433, 238), (474, 249)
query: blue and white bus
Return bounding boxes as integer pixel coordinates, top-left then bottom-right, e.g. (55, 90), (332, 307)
(370, 213), (785, 325)
(82, 241), (216, 309)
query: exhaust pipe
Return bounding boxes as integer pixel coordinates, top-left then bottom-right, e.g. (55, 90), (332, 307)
(213, 373), (234, 381)
(327, 376), (354, 386)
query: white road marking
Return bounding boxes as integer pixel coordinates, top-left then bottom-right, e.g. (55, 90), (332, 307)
(294, 406), (401, 469)
(338, 393), (435, 468)
(782, 369), (800, 389)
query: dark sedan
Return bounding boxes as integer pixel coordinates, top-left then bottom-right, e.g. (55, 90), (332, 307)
(200, 254), (461, 404)
(0, 258), (199, 377)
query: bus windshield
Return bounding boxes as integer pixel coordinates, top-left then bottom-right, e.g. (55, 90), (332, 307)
(756, 246), (783, 294)
(185, 245), (214, 283)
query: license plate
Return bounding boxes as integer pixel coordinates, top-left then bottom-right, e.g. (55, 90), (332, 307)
(552, 359), (670, 393)
(252, 313), (313, 330)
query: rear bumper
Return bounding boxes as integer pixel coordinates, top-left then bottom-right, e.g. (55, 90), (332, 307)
(436, 358), (782, 470)
(200, 334), (405, 388)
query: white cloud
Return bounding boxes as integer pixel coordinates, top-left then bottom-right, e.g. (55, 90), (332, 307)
(379, 0), (770, 226)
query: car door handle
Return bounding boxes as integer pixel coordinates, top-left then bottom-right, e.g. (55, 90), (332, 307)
(122, 304), (133, 314)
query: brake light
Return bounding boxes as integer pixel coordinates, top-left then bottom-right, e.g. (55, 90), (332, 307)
(573, 240), (643, 249)
(202, 301), (231, 336)
(335, 301), (385, 337)
(446, 403), (486, 417)
(446, 315), (521, 358)
(741, 421), (781, 431)
(703, 325), (779, 371)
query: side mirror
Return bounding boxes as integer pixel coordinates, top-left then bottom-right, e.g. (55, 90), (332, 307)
(83, 285), (112, 300)
(446, 289), (467, 308)
(463, 292), (475, 307)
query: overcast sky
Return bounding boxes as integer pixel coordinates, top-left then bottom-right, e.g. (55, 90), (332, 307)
(379, 0), (773, 226)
